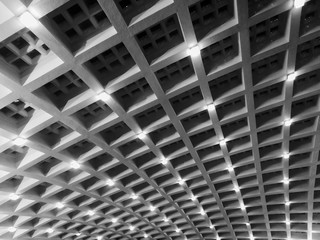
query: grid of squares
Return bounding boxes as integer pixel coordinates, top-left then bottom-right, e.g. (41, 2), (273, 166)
(0, 28), (49, 77)
(41, 0), (111, 53)
(0, 0), (319, 240)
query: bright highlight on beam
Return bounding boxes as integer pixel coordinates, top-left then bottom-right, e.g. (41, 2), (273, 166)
(76, 232), (81, 236)
(187, 45), (201, 57)
(161, 158), (168, 165)
(111, 218), (118, 223)
(149, 205), (156, 212)
(129, 225), (135, 231)
(13, 137), (26, 146)
(55, 202), (64, 209)
(106, 179), (115, 186)
(219, 139), (226, 145)
(131, 194), (138, 200)
(240, 203), (246, 211)
(144, 233), (148, 238)
(8, 227), (16, 233)
(190, 195), (197, 201)
(175, 228), (181, 233)
(287, 72), (297, 81)
(246, 222), (250, 226)
(163, 217), (169, 222)
(97, 236), (102, 240)
(283, 152), (290, 159)
(294, 0), (305, 8)
(19, 12), (38, 28)
(206, 103), (215, 111)
(70, 161), (80, 169)
(47, 228), (54, 234)
(209, 224), (214, 229)
(226, 165), (233, 172)
(87, 210), (95, 216)
(178, 178), (185, 185)
(285, 201), (291, 206)
(97, 91), (110, 102)
(283, 177), (290, 185)
(200, 209), (205, 216)
(138, 132), (146, 139)
(234, 186), (240, 193)
(9, 193), (20, 201)
(284, 119), (293, 127)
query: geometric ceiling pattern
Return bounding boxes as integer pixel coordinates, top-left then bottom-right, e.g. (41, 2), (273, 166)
(0, 0), (319, 240)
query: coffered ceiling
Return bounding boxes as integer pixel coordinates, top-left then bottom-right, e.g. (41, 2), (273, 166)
(0, 0), (319, 240)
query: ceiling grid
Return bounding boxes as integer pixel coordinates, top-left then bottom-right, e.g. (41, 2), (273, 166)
(0, 0), (319, 240)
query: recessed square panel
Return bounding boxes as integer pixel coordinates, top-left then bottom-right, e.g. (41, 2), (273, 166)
(215, 96), (246, 121)
(291, 95), (319, 118)
(149, 124), (178, 146)
(296, 37), (320, 69)
(0, 147), (29, 168)
(299, 0), (320, 36)
(155, 56), (195, 93)
(257, 126), (283, 145)
(253, 81), (285, 109)
(33, 71), (89, 110)
(135, 14), (184, 64)
(190, 128), (216, 148)
(134, 104), (168, 130)
(117, 138), (146, 157)
(209, 69), (243, 101)
(30, 121), (73, 148)
(0, 29), (49, 77)
(293, 69), (320, 97)
(251, 51), (286, 86)
(201, 34), (239, 74)
(221, 117), (249, 138)
(290, 117), (318, 137)
(249, 11), (289, 55)
(160, 140), (186, 158)
(112, 78), (154, 112)
(181, 110), (211, 134)
(72, 100), (116, 129)
(226, 135), (252, 153)
(84, 43), (135, 87)
(169, 86), (204, 116)
(97, 121), (132, 145)
(60, 139), (96, 159)
(114, 0), (160, 25)
(41, 0), (111, 52)
(255, 105), (283, 129)
(248, 0), (286, 17)
(0, 99), (35, 129)
(189, 0), (234, 41)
